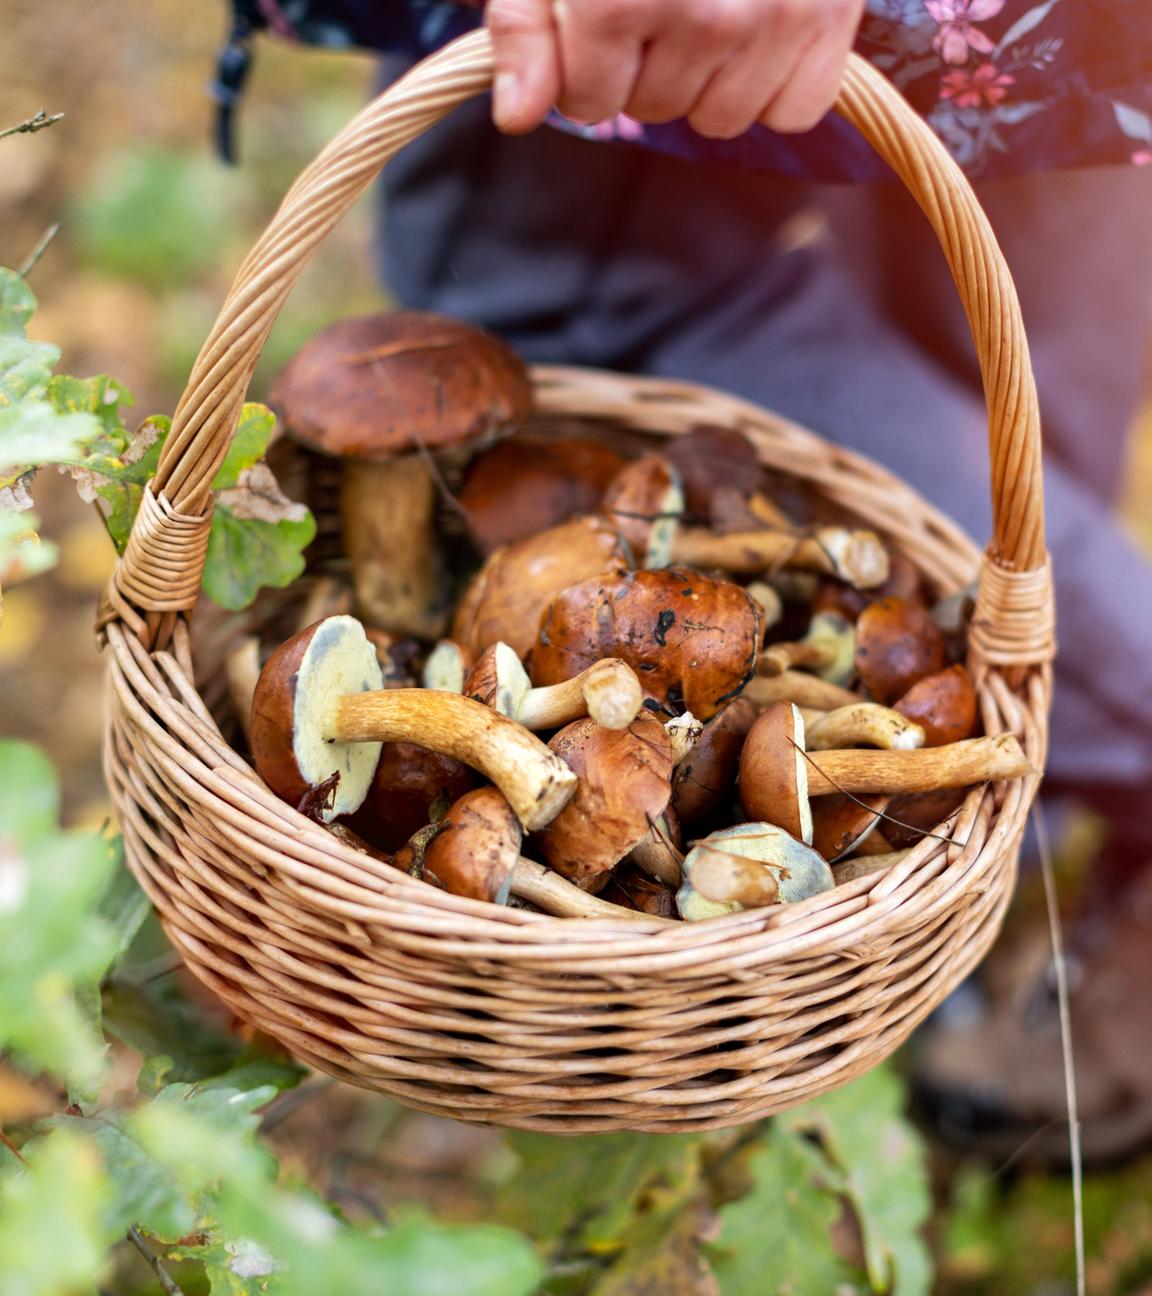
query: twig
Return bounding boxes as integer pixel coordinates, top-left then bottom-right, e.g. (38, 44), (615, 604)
(0, 110), (64, 141)
(17, 223), (59, 279)
(126, 1226), (184, 1296)
(1033, 805), (1085, 1296)
(0, 1127), (28, 1165)
(258, 1076), (334, 1132)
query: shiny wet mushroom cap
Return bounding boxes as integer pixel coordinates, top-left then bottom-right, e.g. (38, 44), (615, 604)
(854, 596), (946, 705)
(738, 701), (813, 844)
(601, 453), (684, 567)
(894, 664), (978, 747)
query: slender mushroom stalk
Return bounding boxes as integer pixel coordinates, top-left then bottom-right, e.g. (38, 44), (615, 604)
(676, 823), (834, 920)
(738, 702), (813, 843)
(670, 525), (889, 589)
(270, 313), (533, 638)
(464, 643), (643, 730)
(421, 639), (475, 693)
(250, 616), (576, 829)
(741, 671), (862, 711)
(804, 703), (925, 751)
(512, 857), (669, 919)
(601, 453), (684, 567)
(798, 734), (1034, 796)
(759, 611), (856, 685)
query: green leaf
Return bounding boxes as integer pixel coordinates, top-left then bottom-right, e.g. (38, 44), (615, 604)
(498, 1131), (700, 1254)
(0, 402), (101, 476)
(213, 403), (276, 490)
(0, 739), (59, 843)
(588, 1171), (710, 1296)
(783, 1069), (933, 1296)
(203, 506), (315, 612)
(707, 1123), (862, 1296)
(0, 267), (36, 337)
(0, 512), (58, 585)
(47, 372), (135, 435)
(0, 337), (59, 406)
(0, 1129), (110, 1296)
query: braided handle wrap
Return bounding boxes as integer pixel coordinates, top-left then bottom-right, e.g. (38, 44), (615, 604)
(105, 30), (1052, 667)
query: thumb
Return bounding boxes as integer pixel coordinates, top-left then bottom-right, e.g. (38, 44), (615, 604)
(486, 0), (561, 133)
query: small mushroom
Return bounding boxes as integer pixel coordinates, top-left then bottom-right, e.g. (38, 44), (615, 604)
(464, 642), (643, 731)
(670, 525), (889, 589)
(738, 701), (813, 843)
(804, 703), (925, 751)
(676, 823), (834, 920)
(534, 715), (674, 891)
(270, 313), (532, 637)
(250, 616), (576, 828)
(759, 611), (856, 685)
(421, 639), (475, 693)
(810, 793), (889, 861)
(453, 515), (630, 658)
(457, 436), (626, 554)
(894, 664), (978, 747)
(812, 552), (924, 621)
(854, 597), (946, 705)
(601, 453), (684, 567)
(672, 698), (756, 829)
(532, 567), (764, 722)
(601, 866), (678, 919)
(665, 713), (704, 765)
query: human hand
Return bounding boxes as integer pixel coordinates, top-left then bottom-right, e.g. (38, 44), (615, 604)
(486, 0), (865, 139)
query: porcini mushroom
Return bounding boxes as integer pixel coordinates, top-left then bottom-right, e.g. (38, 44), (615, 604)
(738, 701), (813, 843)
(269, 312), (532, 638)
(662, 425), (762, 525)
(532, 567), (763, 722)
(365, 742), (477, 851)
(457, 436), (626, 554)
(894, 664), (978, 747)
(759, 611), (856, 685)
(670, 525), (889, 589)
(421, 639), (475, 693)
(676, 823), (834, 920)
(810, 793), (889, 861)
(534, 715), (675, 891)
(804, 703), (925, 751)
(601, 453), (684, 567)
(464, 642), (643, 731)
(672, 698), (756, 829)
(854, 596), (946, 705)
(741, 670), (861, 712)
(249, 616), (576, 828)
(453, 515), (630, 658)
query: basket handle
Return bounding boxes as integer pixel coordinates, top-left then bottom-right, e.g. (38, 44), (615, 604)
(103, 29), (1052, 672)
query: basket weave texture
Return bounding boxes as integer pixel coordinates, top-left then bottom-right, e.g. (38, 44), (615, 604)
(101, 31), (1054, 1132)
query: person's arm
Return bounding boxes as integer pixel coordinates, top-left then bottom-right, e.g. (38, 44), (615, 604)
(486, 0), (865, 138)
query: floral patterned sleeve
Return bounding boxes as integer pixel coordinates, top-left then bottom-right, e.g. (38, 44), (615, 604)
(236, 0), (1152, 180)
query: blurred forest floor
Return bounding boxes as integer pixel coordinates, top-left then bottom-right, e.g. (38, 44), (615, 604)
(3, 2), (1152, 1292)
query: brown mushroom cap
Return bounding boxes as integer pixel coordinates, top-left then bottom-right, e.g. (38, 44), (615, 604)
(367, 743), (479, 852)
(453, 516), (630, 659)
(532, 566), (763, 722)
(662, 425), (762, 523)
(854, 596), (947, 705)
(672, 698), (756, 828)
(268, 312), (532, 460)
(601, 865), (678, 919)
(250, 616), (383, 822)
(422, 787), (523, 904)
(810, 793), (889, 862)
(601, 453), (684, 567)
(737, 701), (813, 843)
(534, 715), (674, 891)
(894, 664), (978, 747)
(458, 436), (626, 555)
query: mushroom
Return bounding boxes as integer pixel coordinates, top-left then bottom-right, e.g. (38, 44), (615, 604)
(269, 313), (532, 638)
(854, 596), (946, 705)
(601, 453), (684, 567)
(626, 806), (684, 888)
(676, 823), (834, 920)
(421, 639), (475, 693)
(672, 698), (756, 829)
(665, 712), (704, 765)
(759, 611), (856, 685)
(452, 515), (630, 658)
(810, 793), (889, 862)
(364, 628), (419, 689)
(532, 567), (764, 722)
(741, 671), (862, 712)
(797, 734), (1034, 796)
(745, 581), (784, 631)
(804, 703), (925, 751)
(812, 552), (924, 621)
(364, 741), (477, 852)
(463, 642), (643, 731)
(894, 664), (978, 747)
(533, 715), (675, 892)
(601, 866), (678, 919)
(737, 701), (813, 843)
(669, 525), (889, 589)
(398, 789), (652, 918)
(457, 436), (626, 554)
(249, 615), (576, 828)
(662, 425), (762, 525)
(878, 788), (969, 849)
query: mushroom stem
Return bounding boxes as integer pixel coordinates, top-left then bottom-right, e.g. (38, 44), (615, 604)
(330, 690), (577, 830)
(805, 704), (925, 752)
(670, 525), (889, 588)
(517, 658), (643, 731)
(510, 857), (669, 920)
(742, 672), (861, 711)
(800, 733), (1034, 796)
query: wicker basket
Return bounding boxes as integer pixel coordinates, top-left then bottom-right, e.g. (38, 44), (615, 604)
(100, 31), (1054, 1132)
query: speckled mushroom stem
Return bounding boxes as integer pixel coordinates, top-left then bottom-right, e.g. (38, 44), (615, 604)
(670, 525), (889, 588)
(511, 858), (671, 920)
(516, 659), (643, 731)
(804, 703), (925, 751)
(330, 690), (576, 830)
(801, 733), (1033, 796)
